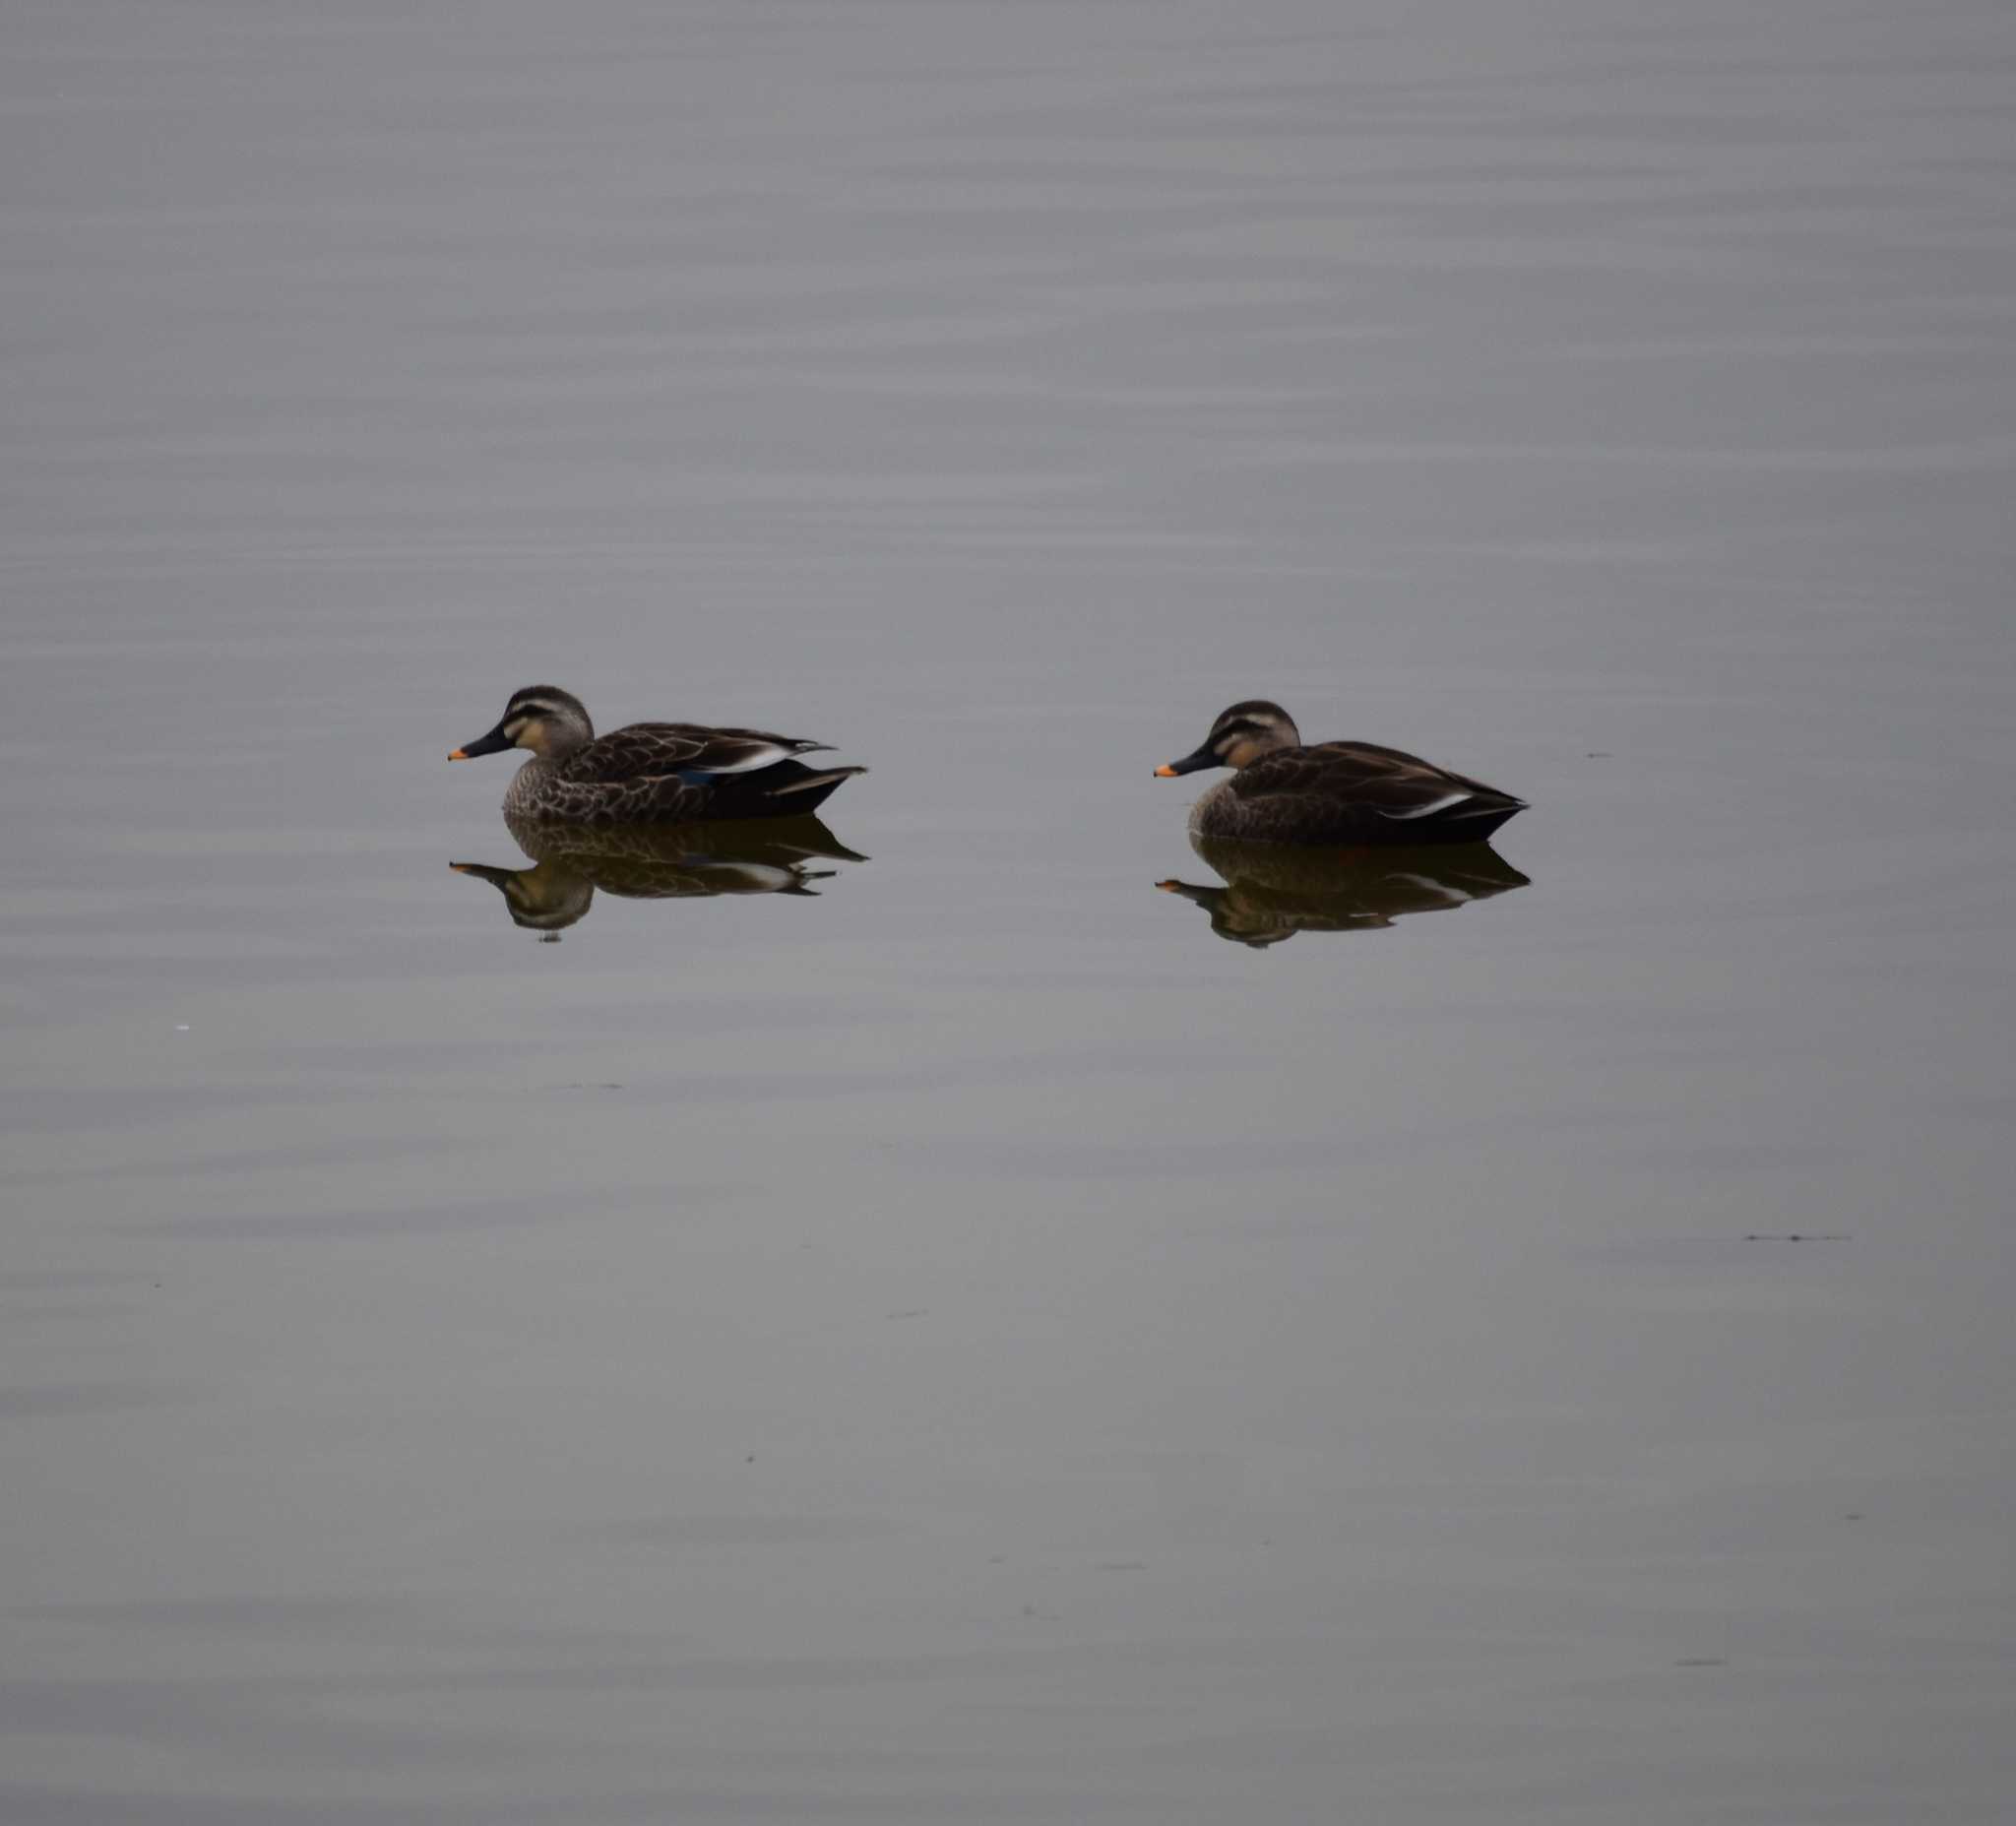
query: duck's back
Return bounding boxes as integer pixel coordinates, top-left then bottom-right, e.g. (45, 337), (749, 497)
(553, 722), (817, 784)
(1193, 740), (1526, 846)
(509, 722), (860, 826)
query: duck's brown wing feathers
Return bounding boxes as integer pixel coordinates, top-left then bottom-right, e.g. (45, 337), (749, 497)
(1227, 741), (1526, 840)
(554, 723), (832, 787)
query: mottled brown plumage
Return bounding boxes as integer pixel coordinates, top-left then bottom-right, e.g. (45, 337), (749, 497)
(1156, 701), (1526, 846)
(449, 686), (865, 826)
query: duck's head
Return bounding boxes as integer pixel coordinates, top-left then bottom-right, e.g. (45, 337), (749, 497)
(1156, 701), (1300, 777)
(449, 686), (595, 763)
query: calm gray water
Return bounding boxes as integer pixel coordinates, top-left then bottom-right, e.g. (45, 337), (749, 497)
(6, 3), (2014, 1820)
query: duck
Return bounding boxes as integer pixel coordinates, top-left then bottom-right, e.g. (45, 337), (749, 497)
(449, 686), (865, 826)
(1155, 701), (1527, 846)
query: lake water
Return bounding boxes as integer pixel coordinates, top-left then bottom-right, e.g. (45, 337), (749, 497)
(5, 3), (2014, 1820)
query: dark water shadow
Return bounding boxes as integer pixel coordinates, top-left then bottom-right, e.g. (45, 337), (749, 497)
(1158, 835), (1530, 948)
(451, 814), (868, 936)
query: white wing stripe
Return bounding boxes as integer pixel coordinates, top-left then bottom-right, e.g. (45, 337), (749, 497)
(1376, 789), (1473, 820)
(698, 743), (795, 775)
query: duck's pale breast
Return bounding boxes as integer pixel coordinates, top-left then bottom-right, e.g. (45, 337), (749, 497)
(502, 756), (563, 819)
(1187, 779), (1239, 838)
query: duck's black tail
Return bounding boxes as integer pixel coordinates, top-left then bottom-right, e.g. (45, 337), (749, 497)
(710, 762), (868, 819)
(1433, 793), (1527, 844)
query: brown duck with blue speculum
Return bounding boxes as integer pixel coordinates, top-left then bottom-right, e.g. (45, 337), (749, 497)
(449, 686), (865, 827)
(1156, 701), (1527, 846)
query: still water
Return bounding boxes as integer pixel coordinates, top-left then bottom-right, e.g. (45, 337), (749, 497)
(5, 2), (2014, 1820)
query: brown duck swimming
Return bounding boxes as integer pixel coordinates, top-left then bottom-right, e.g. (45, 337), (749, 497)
(1155, 700), (1527, 846)
(449, 686), (865, 826)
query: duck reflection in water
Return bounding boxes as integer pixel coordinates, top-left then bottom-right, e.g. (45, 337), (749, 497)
(1159, 835), (1529, 949)
(452, 814), (867, 938)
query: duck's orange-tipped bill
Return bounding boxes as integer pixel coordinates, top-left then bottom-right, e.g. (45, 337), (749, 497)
(449, 724), (514, 762)
(1155, 763), (1178, 778)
